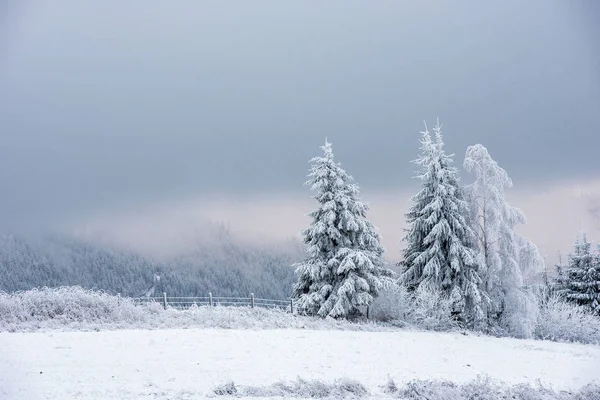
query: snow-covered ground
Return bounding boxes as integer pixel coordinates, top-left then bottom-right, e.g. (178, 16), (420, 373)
(1, 328), (599, 399)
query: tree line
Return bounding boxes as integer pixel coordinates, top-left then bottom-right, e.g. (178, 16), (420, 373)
(0, 230), (300, 299)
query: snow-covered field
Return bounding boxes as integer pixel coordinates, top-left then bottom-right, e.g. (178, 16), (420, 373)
(1, 328), (599, 399)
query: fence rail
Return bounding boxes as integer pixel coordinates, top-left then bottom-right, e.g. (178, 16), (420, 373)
(132, 292), (295, 313)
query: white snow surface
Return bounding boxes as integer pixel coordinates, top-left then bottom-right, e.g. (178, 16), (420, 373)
(1, 328), (599, 399)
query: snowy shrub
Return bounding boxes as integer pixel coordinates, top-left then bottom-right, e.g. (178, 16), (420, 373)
(5, 287), (598, 346)
(399, 379), (463, 400)
(576, 384), (600, 400)
(499, 288), (540, 339)
(407, 287), (458, 331)
(381, 376), (399, 394)
(370, 284), (458, 331)
(368, 284), (411, 323)
(212, 377), (368, 398)
(534, 295), (600, 345)
(213, 376), (599, 400)
(396, 376), (600, 400)
(0, 286), (154, 330)
(213, 381), (237, 396)
(0, 286), (397, 332)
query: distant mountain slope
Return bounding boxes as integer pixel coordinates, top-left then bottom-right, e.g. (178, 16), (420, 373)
(0, 231), (301, 299)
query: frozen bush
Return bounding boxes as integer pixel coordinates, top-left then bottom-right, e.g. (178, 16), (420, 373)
(400, 379), (462, 400)
(213, 381), (237, 396)
(369, 284), (411, 323)
(370, 284), (458, 332)
(534, 295), (600, 345)
(212, 376), (599, 399)
(381, 376), (399, 394)
(213, 377), (368, 398)
(0, 286), (152, 329)
(408, 286), (458, 331)
(499, 288), (539, 339)
(397, 376), (600, 400)
(0, 286), (396, 333)
(370, 284), (600, 344)
(4, 286), (599, 347)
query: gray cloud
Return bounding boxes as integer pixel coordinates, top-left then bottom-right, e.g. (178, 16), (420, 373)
(0, 1), (599, 229)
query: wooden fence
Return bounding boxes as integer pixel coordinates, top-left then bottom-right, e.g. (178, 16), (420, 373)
(133, 292), (295, 313)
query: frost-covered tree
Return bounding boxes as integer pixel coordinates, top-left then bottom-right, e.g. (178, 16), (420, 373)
(293, 140), (395, 318)
(400, 121), (484, 326)
(552, 251), (569, 297)
(556, 236), (585, 302)
(463, 144), (543, 337)
(591, 245), (600, 315)
(558, 234), (600, 315)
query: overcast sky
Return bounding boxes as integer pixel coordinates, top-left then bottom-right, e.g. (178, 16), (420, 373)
(1, 1), (599, 257)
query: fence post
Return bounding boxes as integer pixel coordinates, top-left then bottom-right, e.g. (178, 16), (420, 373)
(117, 293), (121, 306)
(366, 306), (370, 320)
(250, 293), (254, 308)
(290, 298), (294, 314)
(209, 292), (213, 307)
(163, 292), (167, 310)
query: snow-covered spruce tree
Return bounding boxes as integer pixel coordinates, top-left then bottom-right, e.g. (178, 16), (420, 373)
(552, 251), (569, 296)
(293, 140), (395, 318)
(463, 144), (543, 338)
(558, 234), (600, 315)
(399, 121), (484, 327)
(573, 236), (600, 315)
(555, 236), (585, 302)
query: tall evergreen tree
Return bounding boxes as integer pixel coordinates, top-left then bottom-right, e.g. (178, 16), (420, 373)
(464, 144), (543, 337)
(400, 121), (484, 326)
(558, 234), (600, 315)
(293, 140), (394, 318)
